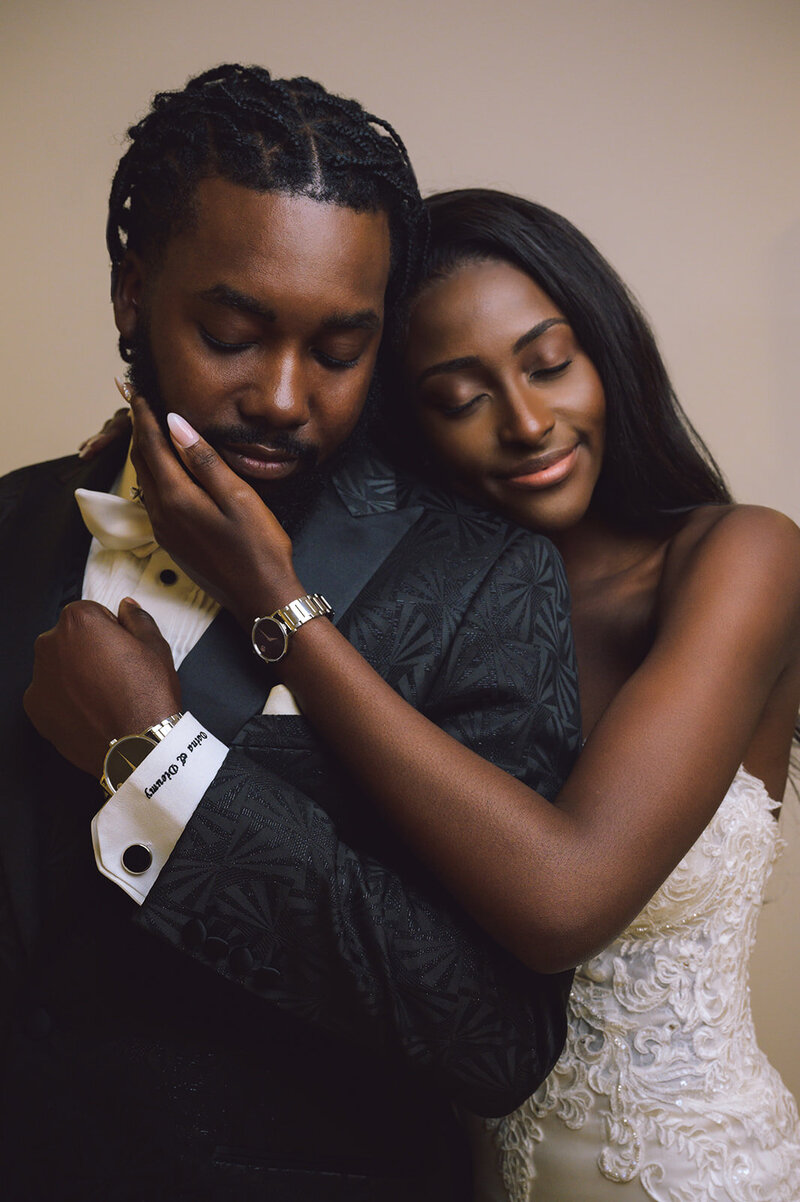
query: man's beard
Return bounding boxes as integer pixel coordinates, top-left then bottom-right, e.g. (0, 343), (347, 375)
(127, 323), (381, 537)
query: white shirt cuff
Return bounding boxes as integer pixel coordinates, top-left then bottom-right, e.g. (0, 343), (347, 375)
(91, 712), (228, 904)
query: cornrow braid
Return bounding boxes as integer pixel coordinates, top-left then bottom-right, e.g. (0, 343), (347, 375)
(107, 63), (427, 361)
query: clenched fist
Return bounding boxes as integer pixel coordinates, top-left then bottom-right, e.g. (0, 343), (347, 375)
(24, 597), (181, 778)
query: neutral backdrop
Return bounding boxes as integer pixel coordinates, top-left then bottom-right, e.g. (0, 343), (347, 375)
(2, 0), (798, 1097)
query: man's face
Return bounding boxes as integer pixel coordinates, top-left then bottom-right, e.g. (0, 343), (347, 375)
(116, 179), (392, 503)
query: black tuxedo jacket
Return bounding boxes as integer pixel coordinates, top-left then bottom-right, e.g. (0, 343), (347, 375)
(0, 441), (581, 1201)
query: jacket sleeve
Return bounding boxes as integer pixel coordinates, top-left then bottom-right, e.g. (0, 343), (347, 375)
(136, 528), (581, 1118)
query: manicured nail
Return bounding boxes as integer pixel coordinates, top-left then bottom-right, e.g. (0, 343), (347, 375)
(167, 412), (200, 448)
(122, 596), (141, 608)
(114, 376), (133, 403)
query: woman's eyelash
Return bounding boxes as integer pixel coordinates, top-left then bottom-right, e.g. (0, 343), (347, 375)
(531, 358), (572, 379)
(440, 394), (487, 418)
(438, 359), (573, 418)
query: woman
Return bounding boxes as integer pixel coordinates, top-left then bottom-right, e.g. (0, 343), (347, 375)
(92, 189), (800, 1199)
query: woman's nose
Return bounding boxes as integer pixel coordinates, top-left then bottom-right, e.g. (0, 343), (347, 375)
(497, 383), (555, 445)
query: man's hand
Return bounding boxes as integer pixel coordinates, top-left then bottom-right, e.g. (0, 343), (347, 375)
(23, 598), (181, 778)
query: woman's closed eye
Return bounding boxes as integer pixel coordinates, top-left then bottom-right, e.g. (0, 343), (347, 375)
(529, 358), (572, 381)
(429, 358), (574, 418)
(432, 393), (490, 419)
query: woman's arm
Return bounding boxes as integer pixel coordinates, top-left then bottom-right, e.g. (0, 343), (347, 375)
(131, 398), (800, 972)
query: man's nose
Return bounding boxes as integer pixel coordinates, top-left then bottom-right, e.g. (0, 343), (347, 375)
(497, 382), (555, 445)
(238, 353), (311, 429)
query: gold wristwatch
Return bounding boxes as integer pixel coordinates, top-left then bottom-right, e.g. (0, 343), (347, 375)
(251, 594), (333, 664)
(100, 713), (184, 797)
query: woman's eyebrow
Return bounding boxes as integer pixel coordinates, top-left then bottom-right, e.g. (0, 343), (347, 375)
(417, 355), (480, 386)
(512, 317), (568, 355)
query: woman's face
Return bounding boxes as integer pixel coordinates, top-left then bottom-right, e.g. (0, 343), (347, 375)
(404, 258), (606, 534)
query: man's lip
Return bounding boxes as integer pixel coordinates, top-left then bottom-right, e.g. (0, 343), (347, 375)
(219, 443), (301, 481)
(497, 444), (580, 490)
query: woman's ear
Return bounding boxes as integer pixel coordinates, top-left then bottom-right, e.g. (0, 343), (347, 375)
(113, 252), (146, 341)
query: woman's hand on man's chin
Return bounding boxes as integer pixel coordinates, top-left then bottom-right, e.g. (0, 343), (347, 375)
(127, 393), (303, 629)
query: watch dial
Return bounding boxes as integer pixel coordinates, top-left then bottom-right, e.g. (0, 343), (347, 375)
(104, 736), (158, 793)
(252, 616), (289, 663)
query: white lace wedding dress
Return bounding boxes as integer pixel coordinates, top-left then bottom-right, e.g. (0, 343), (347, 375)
(472, 766), (800, 1201)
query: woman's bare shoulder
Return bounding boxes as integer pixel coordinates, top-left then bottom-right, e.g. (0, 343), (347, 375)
(656, 503), (800, 638)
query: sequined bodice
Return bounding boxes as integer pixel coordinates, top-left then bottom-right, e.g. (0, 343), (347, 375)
(485, 767), (800, 1201)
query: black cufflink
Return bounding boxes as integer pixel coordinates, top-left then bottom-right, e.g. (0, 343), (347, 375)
(121, 843), (153, 875)
(159, 569), (178, 586)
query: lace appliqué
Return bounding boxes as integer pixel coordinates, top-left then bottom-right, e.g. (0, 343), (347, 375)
(487, 768), (800, 1201)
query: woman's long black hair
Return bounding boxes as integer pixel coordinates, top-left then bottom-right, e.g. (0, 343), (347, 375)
(413, 191), (800, 762)
(412, 188), (731, 529)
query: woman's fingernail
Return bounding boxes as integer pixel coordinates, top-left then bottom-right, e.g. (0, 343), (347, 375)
(167, 412), (200, 448)
(114, 376), (133, 403)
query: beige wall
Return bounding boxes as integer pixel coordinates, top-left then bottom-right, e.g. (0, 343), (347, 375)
(2, 0), (799, 1093)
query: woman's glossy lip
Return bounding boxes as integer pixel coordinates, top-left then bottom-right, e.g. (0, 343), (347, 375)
(500, 444), (579, 490)
(219, 444), (300, 481)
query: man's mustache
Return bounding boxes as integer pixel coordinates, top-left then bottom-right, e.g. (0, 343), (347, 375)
(200, 423), (320, 468)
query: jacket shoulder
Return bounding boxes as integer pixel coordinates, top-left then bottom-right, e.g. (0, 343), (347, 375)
(0, 453), (80, 490)
(0, 455), (82, 524)
(398, 467), (564, 574)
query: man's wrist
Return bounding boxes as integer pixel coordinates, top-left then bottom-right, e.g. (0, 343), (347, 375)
(92, 713), (228, 904)
(251, 594), (333, 664)
(236, 571), (306, 630)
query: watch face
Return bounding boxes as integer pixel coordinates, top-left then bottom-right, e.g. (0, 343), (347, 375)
(103, 734), (159, 794)
(251, 615), (289, 663)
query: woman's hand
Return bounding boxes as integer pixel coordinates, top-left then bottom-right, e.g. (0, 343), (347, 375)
(129, 395), (305, 628)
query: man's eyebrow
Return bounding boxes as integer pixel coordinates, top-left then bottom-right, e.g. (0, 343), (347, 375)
(197, 287), (381, 333)
(417, 318), (569, 387)
(199, 284), (277, 320)
(320, 310), (382, 333)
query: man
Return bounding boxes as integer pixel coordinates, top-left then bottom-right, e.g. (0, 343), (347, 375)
(2, 66), (580, 1200)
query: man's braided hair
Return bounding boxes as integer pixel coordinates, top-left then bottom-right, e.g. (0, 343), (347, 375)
(107, 64), (427, 362)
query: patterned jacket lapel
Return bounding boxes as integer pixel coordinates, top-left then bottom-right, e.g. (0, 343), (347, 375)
(292, 444), (425, 621)
(180, 444), (425, 739)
